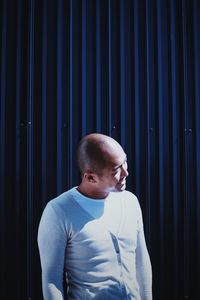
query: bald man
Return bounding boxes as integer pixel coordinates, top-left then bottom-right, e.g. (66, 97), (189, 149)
(38, 133), (152, 300)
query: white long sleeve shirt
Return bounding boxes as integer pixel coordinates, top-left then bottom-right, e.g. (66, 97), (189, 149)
(38, 187), (152, 300)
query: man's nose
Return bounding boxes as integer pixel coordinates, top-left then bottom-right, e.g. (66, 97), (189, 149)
(121, 164), (129, 177)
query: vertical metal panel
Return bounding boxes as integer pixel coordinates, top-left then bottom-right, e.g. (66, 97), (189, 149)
(82, 0), (87, 136)
(100, 0), (109, 134)
(182, 0), (197, 298)
(108, 0), (112, 136)
(133, 0), (140, 197)
(182, 0), (190, 297)
(15, 0), (23, 298)
(95, 0), (101, 132)
(84, 0), (96, 134)
(193, 1), (200, 297)
(120, 0), (132, 185)
(69, 0), (73, 188)
(0, 0), (7, 295)
(146, 0), (155, 255)
(57, 0), (63, 194)
(27, 0), (34, 297)
(41, 0), (47, 206)
(169, 1), (184, 298)
(69, 0), (82, 188)
(0, 1), (200, 299)
(157, 0), (167, 296)
(119, 0), (125, 146)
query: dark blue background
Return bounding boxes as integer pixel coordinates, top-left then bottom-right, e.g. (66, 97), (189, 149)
(0, 0), (200, 299)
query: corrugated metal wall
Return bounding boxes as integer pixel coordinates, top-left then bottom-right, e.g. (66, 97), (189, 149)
(0, 0), (200, 299)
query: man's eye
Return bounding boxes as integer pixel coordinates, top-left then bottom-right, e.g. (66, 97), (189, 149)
(112, 170), (118, 175)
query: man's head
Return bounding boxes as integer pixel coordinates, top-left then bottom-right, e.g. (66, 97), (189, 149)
(77, 133), (129, 198)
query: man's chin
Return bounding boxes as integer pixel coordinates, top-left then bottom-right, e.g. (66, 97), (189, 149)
(116, 183), (126, 191)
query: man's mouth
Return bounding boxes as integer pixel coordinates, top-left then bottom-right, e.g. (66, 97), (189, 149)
(118, 179), (126, 185)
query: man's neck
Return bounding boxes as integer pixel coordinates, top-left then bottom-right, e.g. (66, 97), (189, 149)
(77, 184), (109, 200)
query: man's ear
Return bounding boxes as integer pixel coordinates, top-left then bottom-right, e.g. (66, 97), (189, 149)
(84, 171), (98, 183)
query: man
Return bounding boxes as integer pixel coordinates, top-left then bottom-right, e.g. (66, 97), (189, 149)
(38, 133), (152, 300)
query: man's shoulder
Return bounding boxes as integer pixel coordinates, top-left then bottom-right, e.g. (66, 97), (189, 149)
(110, 190), (139, 205)
(121, 190), (141, 209)
(40, 187), (82, 226)
(46, 187), (77, 212)
(122, 189), (138, 200)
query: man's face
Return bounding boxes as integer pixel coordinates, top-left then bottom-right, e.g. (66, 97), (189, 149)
(96, 146), (129, 193)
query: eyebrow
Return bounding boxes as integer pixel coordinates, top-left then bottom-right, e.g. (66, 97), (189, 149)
(112, 156), (127, 171)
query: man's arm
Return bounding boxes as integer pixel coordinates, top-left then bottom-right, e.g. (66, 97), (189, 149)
(37, 203), (67, 300)
(135, 202), (152, 300)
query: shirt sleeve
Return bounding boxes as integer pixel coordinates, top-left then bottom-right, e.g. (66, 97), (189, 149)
(135, 200), (153, 300)
(37, 203), (67, 300)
